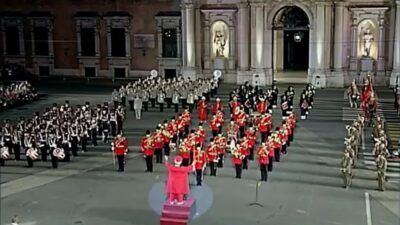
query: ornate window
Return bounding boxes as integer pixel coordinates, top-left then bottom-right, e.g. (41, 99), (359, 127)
(0, 12), (25, 56)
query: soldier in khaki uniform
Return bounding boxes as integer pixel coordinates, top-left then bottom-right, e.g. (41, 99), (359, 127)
(341, 150), (353, 189)
(376, 152), (387, 191)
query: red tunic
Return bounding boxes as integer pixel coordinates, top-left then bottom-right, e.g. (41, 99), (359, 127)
(195, 128), (206, 145)
(152, 132), (163, 149)
(232, 151), (243, 165)
(113, 137), (128, 156)
(206, 144), (218, 162)
(245, 130), (256, 148)
(210, 118), (221, 131)
(197, 100), (208, 121)
(211, 102), (224, 114)
(236, 112), (247, 127)
(141, 137), (153, 156)
(194, 151), (206, 170)
(257, 146), (269, 165)
(256, 101), (268, 114)
(165, 162), (193, 195)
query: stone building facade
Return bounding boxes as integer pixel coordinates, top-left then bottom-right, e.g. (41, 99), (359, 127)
(0, 0), (399, 87)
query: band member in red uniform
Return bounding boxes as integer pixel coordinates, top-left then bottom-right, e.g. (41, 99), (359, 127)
(229, 96), (241, 116)
(279, 125), (289, 154)
(366, 94), (377, 126)
(216, 109), (224, 133)
(257, 142), (269, 181)
(211, 98), (223, 114)
(176, 115), (186, 139)
(245, 127), (257, 160)
(182, 109), (191, 135)
(141, 130), (154, 172)
(240, 137), (250, 169)
(266, 140), (275, 171)
(235, 108), (247, 138)
(210, 114), (221, 137)
(179, 138), (190, 166)
(258, 113), (272, 142)
(187, 130), (197, 162)
(256, 97), (268, 114)
(226, 120), (239, 151)
(206, 138), (218, 176)
(232, 144), (244, 179)
(197, 96), (208, 123)
(270, 131), (282, 162)
(195, 124), (206, 147)
(112, 132), (128, 172)
(152, 128), (164, 163)
(214, 133), (227, 168)
(162, 122), (173, 160)
(194, 146), (206, 186)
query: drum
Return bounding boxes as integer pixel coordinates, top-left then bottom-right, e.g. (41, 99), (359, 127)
(26, 148), (39, 160)
(53, 148), (65, 160)
(1, 147), (10, 159)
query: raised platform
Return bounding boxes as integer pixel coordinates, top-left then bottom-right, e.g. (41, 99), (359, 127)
(160, 198), (196, 225)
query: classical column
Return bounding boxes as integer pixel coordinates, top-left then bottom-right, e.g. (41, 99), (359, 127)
(30, 26), (36, 56)
(157, 26), (163, 58)
(349, 15), (358, 71)
(203, 21), (210, 69)
(377, 16), (386, 72)
(95, 25), (100, 57)
(76, 23), (82, 56)
(311, 1), (328, 88)
(251, 3), (264, 69)
(48, 23), (54, 57)
(106, 22), (112, 57)
(124, 26), (130, 57)
(185, 4), (195, 68)
(237, 3), (249, 71)
(181, 6), (187, 67)
(333, 2), (346, 72)
(18, 24), (25, 55)
(228, 25), (235, 69)
(390, 1), (400, 86)
(176, 27), (181, 58)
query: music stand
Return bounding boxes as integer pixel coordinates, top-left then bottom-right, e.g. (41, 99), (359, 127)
(248, 180), (264, 207)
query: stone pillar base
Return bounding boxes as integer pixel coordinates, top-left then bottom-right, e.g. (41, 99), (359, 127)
(329, 71), (345, 87)
(311, 70), (328, 88)
(236, 70), (253, 84)
(181, 67), (197, 81)
(390, 70), (400, 87)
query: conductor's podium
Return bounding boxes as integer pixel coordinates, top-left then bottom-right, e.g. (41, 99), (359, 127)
(160, 198), (196, 225)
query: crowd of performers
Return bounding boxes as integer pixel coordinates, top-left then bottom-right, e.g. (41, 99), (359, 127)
(140, 83), (314, 184)
(0, 81), (38, 110)
(0, 101), (126, 168)
(342, 77), (397, 191)
(110, 76), (219, 118)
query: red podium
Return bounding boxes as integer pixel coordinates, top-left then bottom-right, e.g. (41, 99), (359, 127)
(160, 198), (196, 225)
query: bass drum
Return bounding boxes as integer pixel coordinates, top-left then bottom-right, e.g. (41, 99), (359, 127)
(53, 148), (65, 160)
(26, 148), (39, 160)
(1, 147), (10, 159)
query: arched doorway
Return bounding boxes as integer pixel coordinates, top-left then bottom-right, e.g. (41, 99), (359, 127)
(272, 6), (310, 83)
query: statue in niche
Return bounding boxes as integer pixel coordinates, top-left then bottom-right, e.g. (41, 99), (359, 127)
(362, 28), (374, 57)
(214, 30), (226, 57)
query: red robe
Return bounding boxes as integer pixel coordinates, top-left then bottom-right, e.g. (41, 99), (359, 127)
(211, 102), (223, 114)
(256, 101), (268, 114)
(197, 100), (208, 122)
(165, 162), (193, 195)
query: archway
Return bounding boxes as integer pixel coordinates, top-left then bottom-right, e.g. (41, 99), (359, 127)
(272, 6), (310, 83)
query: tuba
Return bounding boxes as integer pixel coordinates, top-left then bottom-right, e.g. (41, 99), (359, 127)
(1, 147), (10, 159)
(53, 148), (65, 160)
(26, 148), (39, 160)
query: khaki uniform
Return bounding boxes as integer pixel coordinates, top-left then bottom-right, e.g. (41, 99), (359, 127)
(341, 154), (353, 188)
(376, 155), (387, 191)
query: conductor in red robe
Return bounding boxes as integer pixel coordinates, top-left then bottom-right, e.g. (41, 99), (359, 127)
(165, 156), (195, 205)
(197, 96), (208, 123)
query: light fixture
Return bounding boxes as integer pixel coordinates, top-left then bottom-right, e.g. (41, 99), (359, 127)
(294, 32), (303, 42)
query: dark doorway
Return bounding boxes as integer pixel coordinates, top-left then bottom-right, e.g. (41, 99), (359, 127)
(39, 66), (50, 76)
(162, 29), (177, 58)
(111, 28), (126, 57)
(81, 28), (96, 56)
(272, 6), (310, 75)
(34, 27), (49, 56)
(5, 27), (20, 55)
(85, 67), (96, 77)
(164, 69), (176, 80)
(284, 30), (309, 70)
(114, 68), (126, 78)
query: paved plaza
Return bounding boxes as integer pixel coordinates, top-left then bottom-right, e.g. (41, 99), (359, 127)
(1, 81), (399, 225)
